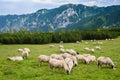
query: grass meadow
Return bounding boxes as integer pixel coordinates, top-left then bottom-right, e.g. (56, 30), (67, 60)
(0, 37), (120, 80)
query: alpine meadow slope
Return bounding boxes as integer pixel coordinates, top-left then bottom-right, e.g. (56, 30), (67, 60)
(0, 4), (120, 32)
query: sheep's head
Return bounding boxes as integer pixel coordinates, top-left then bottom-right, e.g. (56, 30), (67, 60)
(66, 70), (70, 75)
(111, 64), (115, 69)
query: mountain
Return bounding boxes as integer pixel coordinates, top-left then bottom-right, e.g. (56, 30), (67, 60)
(0, 4), (120, 32)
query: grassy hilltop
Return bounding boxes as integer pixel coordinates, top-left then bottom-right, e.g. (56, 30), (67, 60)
(0, 37), (120, 80)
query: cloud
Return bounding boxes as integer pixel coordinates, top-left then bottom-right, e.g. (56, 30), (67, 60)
(0, 0), (120, 15)
(80, 1), (97, 6)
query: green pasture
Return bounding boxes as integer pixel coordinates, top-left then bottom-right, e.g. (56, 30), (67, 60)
(0, 37), (120, 80)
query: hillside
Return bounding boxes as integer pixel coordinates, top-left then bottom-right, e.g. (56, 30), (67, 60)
(0, 4), (120, 32)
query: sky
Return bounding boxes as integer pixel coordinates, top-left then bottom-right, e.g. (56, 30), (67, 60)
(0, 0), (120, 15)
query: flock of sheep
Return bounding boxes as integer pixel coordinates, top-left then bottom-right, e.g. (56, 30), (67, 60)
(7, 40), (115, 75)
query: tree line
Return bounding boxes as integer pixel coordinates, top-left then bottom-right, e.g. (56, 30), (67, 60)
(0, 28), (119, 44)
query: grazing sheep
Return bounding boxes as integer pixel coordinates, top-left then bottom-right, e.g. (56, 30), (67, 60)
(49, 58), (70, 74)
(95, 46), (101, 50)
(82, 55), (96, 64)
(77, 54), (96, 64)
(7, 56), (23, 61)
(62, 53), (72, 59)
(50, 54), (64, 60)
(60, 48), (66, 53)
(66, 49), (77, 56)
(76, 54), (84, 61)
(62, 53), (78, 66)
(97, 56), (115, 69)
(65, 57), (74, 73)
(90, 48), (95, 53)
(70, 56), (78, 66)
(59, 45), (64, 49)
(17, 49), (23, 53)
(24, 48), (30, 53)
(49, 45), (55, 48)
(84, 47), (90, 51)
(38, 55), (50, 66)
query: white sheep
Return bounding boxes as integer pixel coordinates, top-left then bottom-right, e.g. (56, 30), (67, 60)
(59, 45), (64, 49)
(87, 55), (96, 63)
(84, 47), (90, 51)
(76, 54), (84, 61)
(95, 46), (101, 50)
(24, 48), (30, 53)
(70, 56), (78, 66)
(49, 45), (55, 48)
(17, 49), (23, 53)
(18, 48), (30, 59)
(97, 56), (115, 69)
(62, 53), (78, 66)
(50, 54), (64, 60)
(61, 53), (72, 59)
(65, 57), (74, 73)
(49, 58), (70, 74)
(90, 48), (95, 53)
(22, 50), (29, 59)
(77, 54), (96, 64)
(7, 56), (23, 61)
(60, 48), (66, 53)
(66, 49), (77, 56)
(38, 55), (50, 66)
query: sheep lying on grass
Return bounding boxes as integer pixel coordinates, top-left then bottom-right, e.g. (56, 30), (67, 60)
(95, 46), (101, 50)
(97, 56), (115, 69)
(7, 56), (23, 61)
(49, 58), (70, 74)
(38, 55), (50, 66)
(59, 45), (64, 49)
(49, 45), (55, 48)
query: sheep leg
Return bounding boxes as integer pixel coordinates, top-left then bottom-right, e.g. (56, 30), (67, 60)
(98, 62), (102, 68)
(50, 64), (54, 70)
(39, 60), (42, 66)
